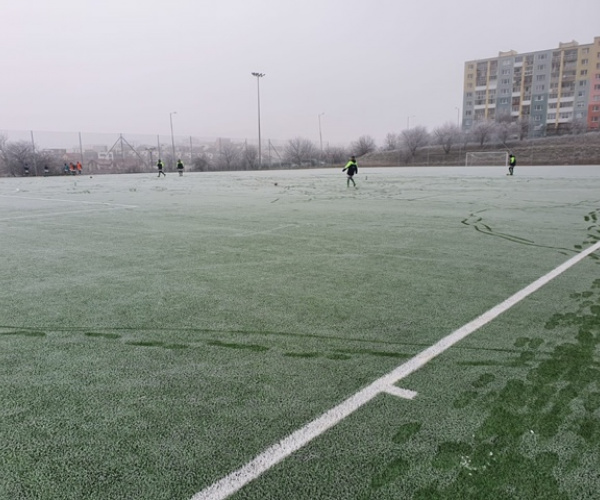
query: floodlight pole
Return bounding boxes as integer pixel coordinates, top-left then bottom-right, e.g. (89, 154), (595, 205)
(169, 111), (177, 167)
(318, 112), (325, 153)
(407, 115), (415, 130)
(251, 72), (265, 167)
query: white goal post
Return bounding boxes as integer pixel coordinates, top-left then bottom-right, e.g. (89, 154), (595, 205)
(465, 151), (509, 167)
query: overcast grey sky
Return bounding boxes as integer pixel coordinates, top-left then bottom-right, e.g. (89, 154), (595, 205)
(2, 0), (599, 146)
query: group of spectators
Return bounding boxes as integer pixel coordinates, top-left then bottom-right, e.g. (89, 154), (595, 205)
(63, 162), (83, 175)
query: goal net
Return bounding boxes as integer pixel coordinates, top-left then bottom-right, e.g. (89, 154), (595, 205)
(465, 151), (509, 167)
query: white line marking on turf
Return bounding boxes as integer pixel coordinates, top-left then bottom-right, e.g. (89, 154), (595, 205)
(0, 206), (134, 222)
(191, 240), (600, 500)
(383, 386), (418, 400)
(233, 224), (297, 237)
(0, 194), (137, 208)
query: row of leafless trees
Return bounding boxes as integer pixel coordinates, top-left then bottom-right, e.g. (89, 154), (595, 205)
(348, 115), (594, 160)
(191, 139), (351, 171)
(2, 117), (597, 175)
(0, 136), (65, 176)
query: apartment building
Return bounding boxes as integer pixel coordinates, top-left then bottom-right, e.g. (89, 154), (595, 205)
(462, 36), (600, 137)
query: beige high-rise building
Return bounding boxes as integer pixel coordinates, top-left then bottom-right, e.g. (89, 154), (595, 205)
(462, 36), (600, 137)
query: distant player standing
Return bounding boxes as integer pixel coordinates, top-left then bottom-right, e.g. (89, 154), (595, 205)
(176, 159), (184, 176)
(157, 158), (166, 177)
(342, 155), (358, 187)
(508, 153), (516, 176)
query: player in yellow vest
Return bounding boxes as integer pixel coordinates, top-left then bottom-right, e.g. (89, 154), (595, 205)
(342, 156), (358, 187)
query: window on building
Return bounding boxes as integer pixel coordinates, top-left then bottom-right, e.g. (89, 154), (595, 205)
(537, 64), (546, 70)
(581, 59), (589, 65)
(536, 74), (546, 81)
(468, 74), (473, 78)
(500, 98), (509, 104)
(595, 84), (600, 90)
(547, 113), (556, 119)
(535, 95), (545, 101)
(582, 48), (590, 55)
(534, 115), (542, 122)
(578, 91), (585, 97)
(501, 89), (510, 95)
(534, 84), (545, 91)
(596, 74), (600, 79)
(466, 92), (473, 97)
(581, 70), (588, 76)
(592, 116), (600, 122)
(538, 54), (547, 60)
(577, 102), (585, 108)
(534, 105), (543, 111)
(594, 96), (600, 101)
(501, 78), (510, 84)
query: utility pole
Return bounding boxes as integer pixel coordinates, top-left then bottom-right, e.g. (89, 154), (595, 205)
(251, 72), (265, 167)
(169, 111), (177, 168)
(318, 112), (325, 154)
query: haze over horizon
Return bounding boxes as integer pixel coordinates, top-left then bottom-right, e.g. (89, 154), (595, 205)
(2, 0), (599, 146)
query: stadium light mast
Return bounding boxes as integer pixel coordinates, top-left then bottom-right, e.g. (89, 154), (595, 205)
(318, 112), (325, 153)
(407, 115), (415, 130)
(251, 72), (265, 167)
(169, 111), (177, 166)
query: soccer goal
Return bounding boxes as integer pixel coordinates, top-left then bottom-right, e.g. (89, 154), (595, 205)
(465, 151), (509, 167)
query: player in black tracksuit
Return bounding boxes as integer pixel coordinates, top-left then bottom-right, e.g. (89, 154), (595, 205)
(157, 159), (166, 177)
(342, 156), (358, 187)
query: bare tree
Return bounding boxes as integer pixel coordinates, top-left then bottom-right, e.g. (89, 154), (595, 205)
(432, 123), (461, 154)
(0, 135), (7, 176)
(350, 135), (377, 156)
(192, 153), (212, 172)
(495, 112), (518, 145)
(324, 145), (348, 165)
(401, 126), (429, 157)
(284, 137), (318, 166)
(571, 117), (588, 135)
(382, 133), (399, 151)
(470, 120), (497, 148)
(242, 144), (258, 170)
(0, 140), (36, 176)
(217, 142), (242, 170)
(515, 118), (530, 140)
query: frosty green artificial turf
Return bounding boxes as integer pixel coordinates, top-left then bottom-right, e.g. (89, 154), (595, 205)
(1, 167), (600, 499)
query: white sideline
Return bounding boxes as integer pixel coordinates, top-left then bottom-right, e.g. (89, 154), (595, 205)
(191, 240), (600, 500)
(0, 194), (137, 208)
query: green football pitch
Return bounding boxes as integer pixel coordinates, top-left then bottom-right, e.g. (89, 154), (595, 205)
(2, 166), (600, 500)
